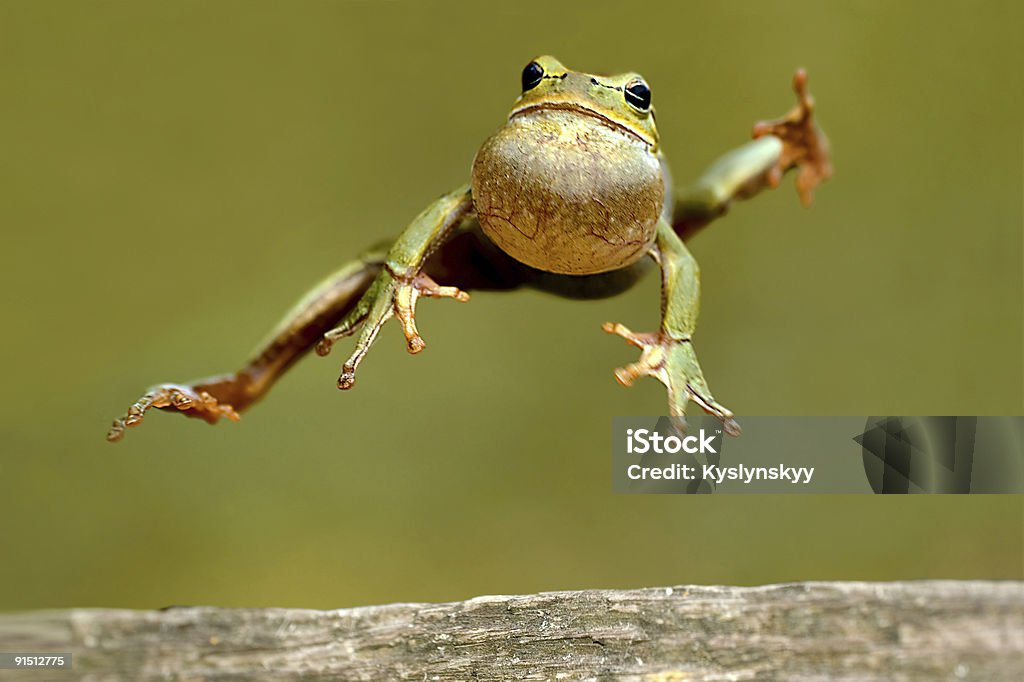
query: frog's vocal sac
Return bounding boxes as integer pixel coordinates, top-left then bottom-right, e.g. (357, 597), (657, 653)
(107, 55), (832, 443)
(472, 100), (664, 274)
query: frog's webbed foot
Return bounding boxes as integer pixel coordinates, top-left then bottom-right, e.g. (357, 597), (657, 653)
(107, 382), (241, 442)
(752, 69), (833, 207)
(315, 269), (469, 389)
(602, 322), (741, 437)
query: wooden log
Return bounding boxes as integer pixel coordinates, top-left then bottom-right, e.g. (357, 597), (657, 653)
(1, 581), (1021, 680)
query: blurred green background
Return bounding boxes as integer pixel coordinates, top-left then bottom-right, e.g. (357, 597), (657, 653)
(1, 1), (1021, 611)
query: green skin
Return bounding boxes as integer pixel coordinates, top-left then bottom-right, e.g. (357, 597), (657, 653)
(107, 57), (831, 442)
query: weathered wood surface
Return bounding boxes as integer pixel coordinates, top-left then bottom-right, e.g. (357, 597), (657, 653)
(1, 581), (1021, 680)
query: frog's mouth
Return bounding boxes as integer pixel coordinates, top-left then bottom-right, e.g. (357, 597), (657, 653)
(510, 101), (653, 146)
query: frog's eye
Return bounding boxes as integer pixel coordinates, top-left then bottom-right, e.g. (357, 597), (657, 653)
(522, 61), (544, 92)
(624, 79), (652, 112)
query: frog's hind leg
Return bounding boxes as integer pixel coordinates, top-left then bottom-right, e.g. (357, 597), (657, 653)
(107, 246), (387, 441)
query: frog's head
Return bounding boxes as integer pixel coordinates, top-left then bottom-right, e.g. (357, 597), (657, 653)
(510, 55), (659, 150)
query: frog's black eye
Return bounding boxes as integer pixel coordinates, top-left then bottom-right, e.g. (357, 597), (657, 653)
(522, 61), (544, 91)
(624, 79), (652, 112)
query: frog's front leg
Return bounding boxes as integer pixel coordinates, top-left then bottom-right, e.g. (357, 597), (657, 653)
(673, 69), (832, 240)
(603, 219), (741, 436)
(315, 185), (474, 389)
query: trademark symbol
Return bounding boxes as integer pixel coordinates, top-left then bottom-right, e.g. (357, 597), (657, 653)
(716, 429), (722, 434)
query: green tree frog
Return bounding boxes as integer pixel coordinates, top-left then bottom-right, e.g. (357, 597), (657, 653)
(108, 56), (830, 442)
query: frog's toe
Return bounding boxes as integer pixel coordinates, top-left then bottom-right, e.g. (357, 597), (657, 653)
(394, 272), (470, 355)
(335, 314), (389, 390)
(602, 322), (659, 349)
(686, 385), (741, 437)
(317, 310), (368, 357)
(107, 384), (241, 442)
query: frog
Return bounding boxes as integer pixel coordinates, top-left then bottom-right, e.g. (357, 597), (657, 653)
(107, 56), (831, 442)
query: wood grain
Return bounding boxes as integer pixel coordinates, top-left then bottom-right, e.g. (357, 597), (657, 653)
(1, 581), (1021, 680)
